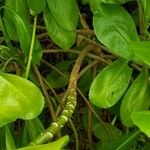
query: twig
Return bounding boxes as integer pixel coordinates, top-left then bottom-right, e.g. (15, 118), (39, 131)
(33, 66), (56, 122)
(30, 45), (93, 145)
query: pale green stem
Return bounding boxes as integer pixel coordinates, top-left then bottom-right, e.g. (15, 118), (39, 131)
(25, 15), (37, 79)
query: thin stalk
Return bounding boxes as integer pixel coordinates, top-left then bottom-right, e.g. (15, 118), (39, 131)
(87, 109), (93, 149)
(33, 66), (56, 122)
(30, 45), (93, 145)
(43, 49), (110, 63)
(1, 57), (16, 72)
(25, 16), (37, 79)
(69, 119), (79, 150)
(42, 77), (59, 101)
(78, 60), (100, 79)
(137, 0), (144, 35)
(77, 88), (112, 142)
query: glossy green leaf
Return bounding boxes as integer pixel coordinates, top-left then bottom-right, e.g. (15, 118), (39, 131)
(98, 130), (140, 150)
(4, 0), (18, 41)
(47, 0), (79, 31)
(131, 111), (150, 137)
(3, 1), (42, 64)
(17, 135), (69, 150)
(93, 3), (139, 59)
(89, 0), (132, 13)
(5, 126), (16, 150)
(26, 118), (44, 140)
(93, 123), (122, 142)
(89, 58), (132, 108)
(120, 68), (150, 127)
(129, 41), (150, 65)
(43, 5), (76, 49)
(27, 0), (46, 13)
(0, 72), (44, 127)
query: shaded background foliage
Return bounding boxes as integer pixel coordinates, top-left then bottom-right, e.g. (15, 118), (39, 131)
(0, 0), (150, 150)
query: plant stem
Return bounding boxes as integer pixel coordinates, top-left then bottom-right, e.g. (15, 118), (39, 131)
(41, 55), (112, 142)
(30, 45), (93, 145)
(25, 15), (37, 79)
(43, 49), (110, 63)
(69, 119), (79, 150)
(137, 0), (144, 35)
(33, 65), (57, 122)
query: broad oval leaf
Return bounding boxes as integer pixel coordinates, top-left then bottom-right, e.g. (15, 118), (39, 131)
(131, 111), (150, 137)
(93, 3), (139, 60)
(120, 68), (150, 127)
(129, 41), (150, 65)
(98, 130), (140, 150)
(43, 5), (76, 49)
(47, 0), (79, 31)
(0, 72), (44, 127)
(93, 123), (122, 142)
(27, 0), (46, 13)
(17, 135), (69, 150)
(89, 58), (132, 108)
(4, 0), (18, 41)
(3, 1), (42, 64)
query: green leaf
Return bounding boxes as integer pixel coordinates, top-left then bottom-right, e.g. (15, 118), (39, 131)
(3, 1), (42, 64)
(43, 4), (76, 49)
(0, 72), (44, 127)
(89, 0), (132, 13)
(120, 68), (150, 127)
(89, 58), (132, 108)
(81, 0), (89, 5)
(141, 143), (150, 150)
(4, 0), (18, 41)
(47, 0), (79, 31)
(17, 135), (69, 150)
(93, 3), (139, 60)
(5, 126), (16, 150)
(129, 41), (150, 65)
(26, 118), (45, 140)
(131, 111), (150, 137)
(93, 123), (122, 142)
(46, 60), (73, 89)
(100, 0), (132, 3)
(98, 130), (140, 150)
(78, 69), (93, 93)
(18, 124), (30, 147)
(27, 0), (46, 13)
